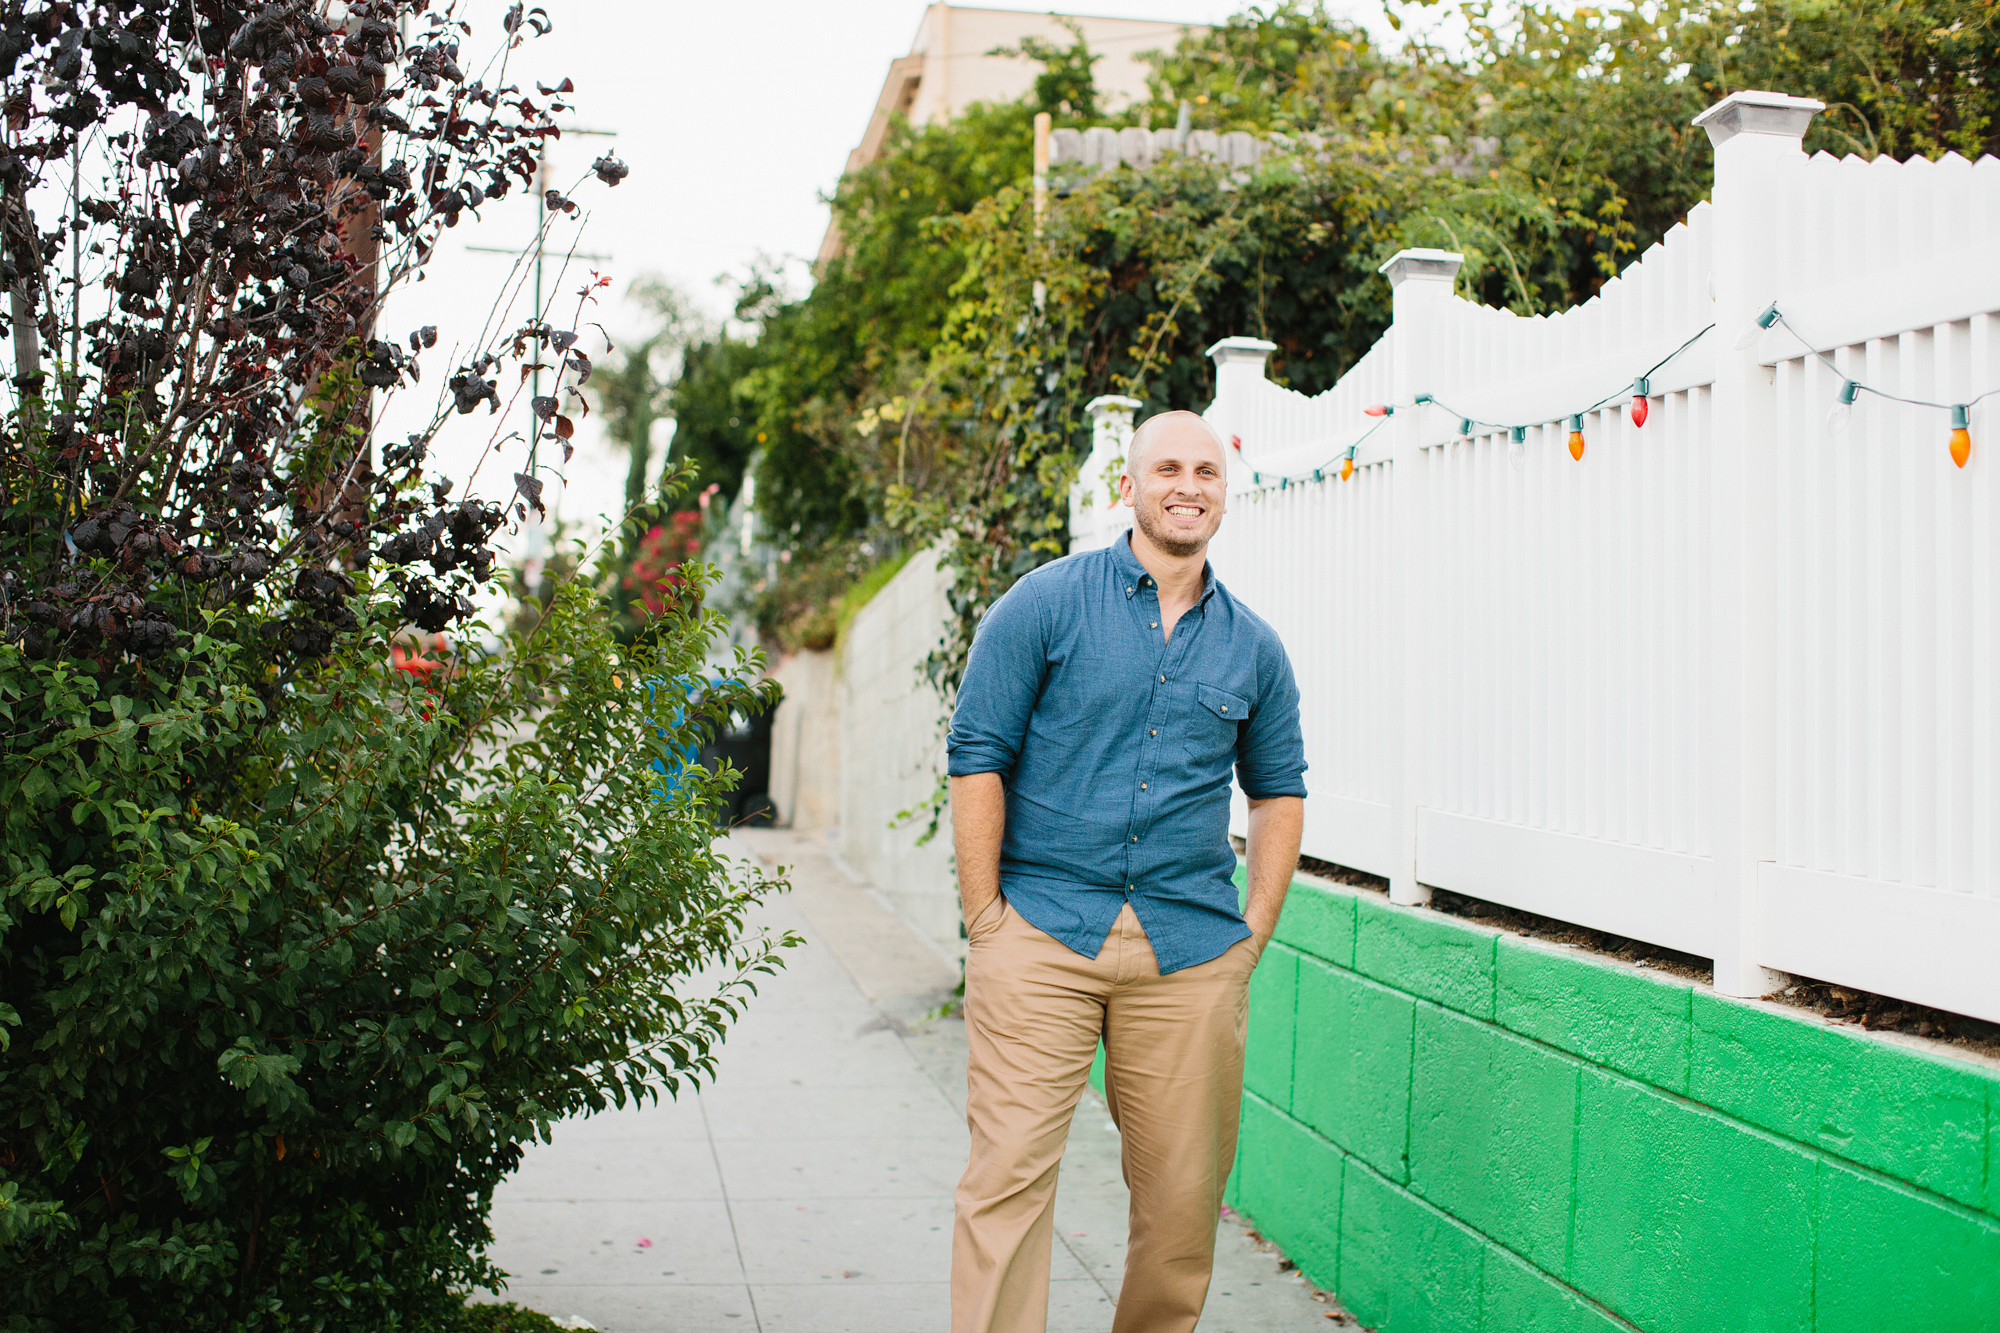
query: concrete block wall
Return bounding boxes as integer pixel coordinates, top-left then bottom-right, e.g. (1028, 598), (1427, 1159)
(834, 545), (958, 950)
(1224, 874), (2000, 1333)
(767, 647), (839, 830)
(763, 546), (961, 955)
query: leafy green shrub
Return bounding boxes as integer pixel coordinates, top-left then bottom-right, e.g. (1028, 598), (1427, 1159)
(434, 1302), (571, 1333)
(0, 5), (790, 1325)
(0, 543), (792, 1329)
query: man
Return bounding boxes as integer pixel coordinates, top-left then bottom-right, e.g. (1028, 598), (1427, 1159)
(945, 409), (1307, 1333)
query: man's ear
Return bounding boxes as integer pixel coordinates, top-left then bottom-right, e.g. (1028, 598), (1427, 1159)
(1118, 471), (1136, 508)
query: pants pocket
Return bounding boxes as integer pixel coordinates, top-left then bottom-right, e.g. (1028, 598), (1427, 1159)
(966, 893), (1008, 943)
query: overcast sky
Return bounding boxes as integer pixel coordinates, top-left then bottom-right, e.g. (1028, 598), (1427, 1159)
(374, 0), (1415, 547)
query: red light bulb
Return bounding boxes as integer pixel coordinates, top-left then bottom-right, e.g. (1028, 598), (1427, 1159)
(1630, 376), (1650, 429)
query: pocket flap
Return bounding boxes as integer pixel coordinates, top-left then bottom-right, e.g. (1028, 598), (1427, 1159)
(1195, 682), (1249, 720)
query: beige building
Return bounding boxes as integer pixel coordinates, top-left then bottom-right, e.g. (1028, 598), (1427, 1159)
(818, 4), (1204, 265)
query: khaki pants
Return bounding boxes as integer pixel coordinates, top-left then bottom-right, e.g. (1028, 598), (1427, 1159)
(950, 895), (1258, 1333)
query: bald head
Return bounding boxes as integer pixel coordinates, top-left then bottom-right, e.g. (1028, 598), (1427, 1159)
(1126, 410), (1227, 477)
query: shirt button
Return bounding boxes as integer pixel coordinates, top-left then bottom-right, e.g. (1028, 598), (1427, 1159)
(1126, 586), (1134, 593)
(1127, 884), (1134, 890)
(1150, 729), (1157, 736)
(1150, 621), (1158, 628)
(1131, 835), (1139, 842)
(1220, 705), (1228, 713)
(1140, 782), (1147, 790)
(1159, 674), (1166, 682)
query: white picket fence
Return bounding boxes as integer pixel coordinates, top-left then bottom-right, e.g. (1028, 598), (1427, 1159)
(1068, 92), (2000, 1022)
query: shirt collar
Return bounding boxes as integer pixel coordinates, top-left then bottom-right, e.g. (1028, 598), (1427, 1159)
(1113, 529), (1217, 605)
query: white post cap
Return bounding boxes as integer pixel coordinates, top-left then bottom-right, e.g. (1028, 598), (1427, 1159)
(1378, 248), (1464, 288)
(1084, 394), (1143, 418)
(1692, 91), (1824, 148)
(1205, 336), (1277, 369)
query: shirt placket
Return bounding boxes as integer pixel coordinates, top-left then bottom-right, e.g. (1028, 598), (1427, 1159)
(1122, 573), (1202, 894)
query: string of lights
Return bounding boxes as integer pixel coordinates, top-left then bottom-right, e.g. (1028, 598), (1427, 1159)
(1420, 322), (1718, 463)
(1740, 303), (1992, 468)
(1232, 414), (1390, 489)
(1228, 302), (1990, 493)
(1229, 322), (1714, 490)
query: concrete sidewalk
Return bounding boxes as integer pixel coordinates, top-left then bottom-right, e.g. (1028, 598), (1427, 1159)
(483, 828), (1338, 1332)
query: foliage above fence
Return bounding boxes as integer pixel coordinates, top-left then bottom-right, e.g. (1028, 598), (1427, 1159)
(662, 0), (1998, 702)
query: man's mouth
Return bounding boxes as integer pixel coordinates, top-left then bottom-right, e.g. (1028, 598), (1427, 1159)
(1165, 504), (1203, 519)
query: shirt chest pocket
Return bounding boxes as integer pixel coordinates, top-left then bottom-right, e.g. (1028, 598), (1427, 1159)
(1181, 682), (1249, 767)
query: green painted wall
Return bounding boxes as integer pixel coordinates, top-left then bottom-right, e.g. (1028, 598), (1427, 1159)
(1212, 873), (2000, 1333)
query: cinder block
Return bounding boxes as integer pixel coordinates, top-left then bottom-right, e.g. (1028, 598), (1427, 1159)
(1232, 1094), (1342, 1288)
(1496, 934), (1692, 1093)
(1246, 944), (1299, 1112)
(1231, 1093), (1279, 1215)
(1482, 1244), (1628, 1333)
(1353, 895), (1497, 1019)
(1408, 1006), (1579, 1274)
(1225, 1098), (1244, 1213)
(1338, 1162), (1486, 1333)
(1571, 1070), (1816, 1333)
(1989, 1081), (1999, 1219)
(1689, 992), (1992, 1210)
(1293, 957), (1415, 1183)
(1274, 877), (1356, 966)
(1816, 1159), (2000, 1330)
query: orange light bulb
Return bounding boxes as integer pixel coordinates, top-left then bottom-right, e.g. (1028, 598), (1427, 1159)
(1949, 406), (1971, 468)
(1340, 455), (1355, 481)
(1566, 415), (1585, 462)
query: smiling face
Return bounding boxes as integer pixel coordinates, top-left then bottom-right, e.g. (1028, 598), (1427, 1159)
(1120, 411), (1229, 559)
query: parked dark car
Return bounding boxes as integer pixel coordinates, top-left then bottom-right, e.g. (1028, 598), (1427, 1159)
(697, 699), (776, 828)
(647, 677), (776, 828)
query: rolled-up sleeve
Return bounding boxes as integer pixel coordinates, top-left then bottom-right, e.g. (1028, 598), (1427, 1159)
(1236, 639), (1307, 798)
(946, 577), (1047, 778)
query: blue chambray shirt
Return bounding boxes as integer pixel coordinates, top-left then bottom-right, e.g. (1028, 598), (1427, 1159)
(946, 530), (1307, 973)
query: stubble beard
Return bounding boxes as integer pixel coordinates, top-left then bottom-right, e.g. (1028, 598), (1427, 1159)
(1134, 501), (1211, 559)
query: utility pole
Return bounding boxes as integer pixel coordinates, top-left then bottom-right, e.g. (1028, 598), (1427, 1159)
(464, 127), (618, 470)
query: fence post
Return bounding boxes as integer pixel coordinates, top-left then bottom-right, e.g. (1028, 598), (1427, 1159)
(1072, 394), (1141, 552)
(1203, 336), (1276, 492)
(1695, 91), (1823, 997)
(1380, 248), (1463, 907)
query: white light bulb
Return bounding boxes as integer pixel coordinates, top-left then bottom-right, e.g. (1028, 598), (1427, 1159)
(1507, 438), (1526, 470)
(1826, 402), (1851, 435)
(1735, 304), (1780, 350)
